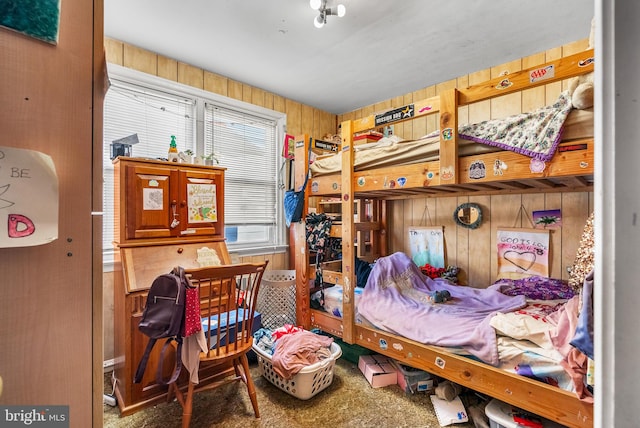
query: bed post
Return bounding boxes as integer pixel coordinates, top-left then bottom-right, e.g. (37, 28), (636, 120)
(294, 134), (312, 330)
(340, 120), (356, 343)
(439, 88), (459, 184)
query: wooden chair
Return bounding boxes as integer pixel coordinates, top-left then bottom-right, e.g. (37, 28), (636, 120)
(167, 261), (268, 427)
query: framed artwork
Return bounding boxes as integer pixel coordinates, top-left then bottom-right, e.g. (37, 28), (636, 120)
(282, 134), (295, 159)
(533, 209), (562, 229)
(0, 0), (61, 44)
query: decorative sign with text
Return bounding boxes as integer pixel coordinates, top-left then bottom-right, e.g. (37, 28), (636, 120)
(497, 228), (549, 279)
(375, 104), (415, 126)
(187, 183), (217, 223)
(0, 146), (59, 248)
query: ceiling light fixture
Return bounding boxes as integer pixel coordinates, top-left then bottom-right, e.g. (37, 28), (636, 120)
(310, 0), (346, 29)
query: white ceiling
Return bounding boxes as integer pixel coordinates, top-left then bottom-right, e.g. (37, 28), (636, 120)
(104, 0), (594, 115)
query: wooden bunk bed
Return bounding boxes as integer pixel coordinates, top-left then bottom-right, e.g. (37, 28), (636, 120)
(292, 49), (594, 428)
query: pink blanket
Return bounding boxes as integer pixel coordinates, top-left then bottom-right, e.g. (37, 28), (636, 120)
(271, 330), (333, 380)
(357, 252), (526, 365)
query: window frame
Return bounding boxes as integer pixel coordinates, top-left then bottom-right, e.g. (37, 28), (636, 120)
(104, 63), (288, 266)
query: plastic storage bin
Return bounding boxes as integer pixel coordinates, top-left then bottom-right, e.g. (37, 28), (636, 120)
(393, 361), (434, 394)
(484, 398), (565, 428)
(252, 341), (342, 400)
(256, 270), (297, 330)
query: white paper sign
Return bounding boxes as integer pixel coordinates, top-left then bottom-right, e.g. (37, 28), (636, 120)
(497, 228), (550, 279)
(407, 226), (445, 268)
(0, 146), (58, 247)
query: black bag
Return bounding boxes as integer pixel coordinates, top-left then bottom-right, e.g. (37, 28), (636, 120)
(134, 267), (189, 385)
(284, 139), (312, 227)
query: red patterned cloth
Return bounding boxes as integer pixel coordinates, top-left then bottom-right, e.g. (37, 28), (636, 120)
(420, 264), (446, 279)
(183, 287), (201, 337)
(272, 324), (304, 341)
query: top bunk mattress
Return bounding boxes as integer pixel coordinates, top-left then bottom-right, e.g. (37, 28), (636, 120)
(311, 104), (593, 177)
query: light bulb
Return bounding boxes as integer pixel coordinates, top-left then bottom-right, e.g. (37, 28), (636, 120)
(337, 4), (346, 17)
(314, 15), (324, 28)
(309, 0), (321, 10)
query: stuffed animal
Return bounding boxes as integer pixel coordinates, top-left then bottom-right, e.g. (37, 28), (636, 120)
(568, 18), (595, 110)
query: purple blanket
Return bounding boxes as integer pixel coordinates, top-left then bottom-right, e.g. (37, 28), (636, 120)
(357, 252), (526, 365)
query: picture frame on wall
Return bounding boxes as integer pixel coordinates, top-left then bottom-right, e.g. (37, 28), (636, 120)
(282, 134), (295, 160)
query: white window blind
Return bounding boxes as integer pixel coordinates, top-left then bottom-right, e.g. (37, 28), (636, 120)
(102, 81), (195, 253)
(204, 103), (278, 245)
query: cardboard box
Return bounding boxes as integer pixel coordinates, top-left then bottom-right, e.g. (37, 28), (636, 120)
(358, 354), (397, 388)
(394, 361), (434, 394)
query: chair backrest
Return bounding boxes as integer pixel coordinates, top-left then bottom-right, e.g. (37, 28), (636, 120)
(185, 261), (268, 359)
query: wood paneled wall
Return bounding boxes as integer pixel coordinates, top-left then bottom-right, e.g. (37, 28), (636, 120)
(104, 38), (337, 139)
(388, 192), (593, 287)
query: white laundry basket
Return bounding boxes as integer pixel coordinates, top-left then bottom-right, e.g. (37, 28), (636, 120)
(256, 270), (297, 330)
(252, 341), (342, 400)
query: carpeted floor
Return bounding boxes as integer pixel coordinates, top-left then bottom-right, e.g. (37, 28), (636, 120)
(103, 357), (486, 428)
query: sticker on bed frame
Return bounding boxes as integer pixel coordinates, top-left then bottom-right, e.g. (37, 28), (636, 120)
(387, 179), (396, 189)
(558, 143), (588, 152)
(529, 65), (555, 83)
(357, 177), (366, 186)
(314, 139), (339, 152)
(493, 159), (507, 176)
(580, 161), (589, 169)
(311, 181), (319, 193)
(529, 158), (546, 173)
(392, 343), (404, 351)
(579, 57), (595, 67)
(332, 182), (339, 190)
(442, 128), (453, 141)
(397, 177), (407, 187)
(375, 104), (415, 126)
(469, 160), (486, 179)
(495, 78), (513, 90)
(435, 356), (446, 369)
(418, 106), (432, 113)
(424, 170), (435, 186)
(378, 338), (388, 350)
(441, 167), (454, 181)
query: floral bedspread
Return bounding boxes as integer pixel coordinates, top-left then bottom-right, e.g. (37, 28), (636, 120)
(458, 91), (574, 162)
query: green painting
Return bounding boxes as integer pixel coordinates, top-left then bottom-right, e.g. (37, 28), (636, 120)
(0, 0), (60, 44)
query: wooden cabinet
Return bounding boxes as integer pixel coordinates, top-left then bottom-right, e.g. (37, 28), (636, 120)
(112, 157), (231, 415)
(115, 157), (225, 244)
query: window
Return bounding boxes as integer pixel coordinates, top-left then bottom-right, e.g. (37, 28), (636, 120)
(205, 104), (279, 248)
(103, 64), (287, 262)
